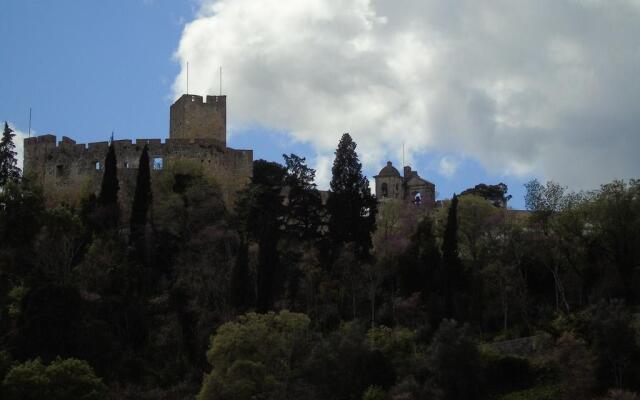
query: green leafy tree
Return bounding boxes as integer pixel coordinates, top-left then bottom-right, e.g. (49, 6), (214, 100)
(305, 322), (396, 400)
(197, 311), (311, 400)
(362, 385), (389, 400)
(426, 319), (482, 400)
(0, 122), (21, 187)
(588, 180), (640, 303)
(460, 182), (511, 208)
(327, 133), (377, 259)
(589, 300), (640, 389)
(2, 358), (107, 400)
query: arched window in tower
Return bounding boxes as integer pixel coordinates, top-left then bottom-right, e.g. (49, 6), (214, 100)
(381, 183), (388, 198)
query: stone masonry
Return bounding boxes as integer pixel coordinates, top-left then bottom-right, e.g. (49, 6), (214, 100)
(374, 161), (436, 206)
(23, 94), (253, 207)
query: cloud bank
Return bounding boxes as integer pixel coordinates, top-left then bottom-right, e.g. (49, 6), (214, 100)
(173, 0), (640, 189)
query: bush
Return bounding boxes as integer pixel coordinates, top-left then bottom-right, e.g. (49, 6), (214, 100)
(363, 385), (389, 400)
(2, 357), (107, 400)
(499, 384), (562, 400)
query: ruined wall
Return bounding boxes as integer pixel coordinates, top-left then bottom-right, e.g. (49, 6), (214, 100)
(170, 94), (226, 145)
(23, 135), (253, 208)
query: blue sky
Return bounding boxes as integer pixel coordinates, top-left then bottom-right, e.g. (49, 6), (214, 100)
(7, 1), (638, 209)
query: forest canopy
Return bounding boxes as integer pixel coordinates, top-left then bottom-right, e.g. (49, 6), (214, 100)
(1, 128), (639, 399)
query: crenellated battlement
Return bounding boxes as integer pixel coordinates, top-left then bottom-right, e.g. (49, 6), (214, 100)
(23, 93), (251, 207)
(170, 94), (227, 144)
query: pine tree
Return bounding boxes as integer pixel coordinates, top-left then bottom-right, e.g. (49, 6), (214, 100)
(441, 194), (463, 319)
(0, 122), (21, 187)
(96, 141), (120, 229)
(327, 133), (377, 259)
(283, 153), (323, 239)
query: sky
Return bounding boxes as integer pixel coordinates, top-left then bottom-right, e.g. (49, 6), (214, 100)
(3, 0), (640, 209)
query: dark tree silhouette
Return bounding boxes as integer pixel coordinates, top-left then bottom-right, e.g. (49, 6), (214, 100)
(441, 194), (463, 319)
(97, 142), (120, 230)
(130, 145), (151, 256)
(236, 160), (286, 312)
(230, 239), (253, 311)
(327, 133), (377, 259)
(283, 153), (323, 240)
(0, 122), (21, 186)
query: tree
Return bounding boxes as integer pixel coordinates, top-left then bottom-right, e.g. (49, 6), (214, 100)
(524, 179), (583, 312)
(588, 180), (640, 304)
(327, 133), (377, 259)
(96, 142), (120, 230)
(305, 322), (396, 399)
(0, 122), (21, 187)
(236, 160), (287, 312)
(197, 311), (311, 400)
(282, 153), (323, 240)
(98, 142), (119, 207)
(460, 183), (511, 208)
(130, 144), (152, 252)
(2, 358), (107, 400)
(230, 239), (253, 311)
(589, 300), (640, 389)
(398, 217), (441, 297)
(441, 194), (464, 319)
(426, 319), (482, 400)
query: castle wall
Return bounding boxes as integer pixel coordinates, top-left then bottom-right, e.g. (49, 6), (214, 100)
(24, 135), (252, 208)
(170, 94), (226, 145)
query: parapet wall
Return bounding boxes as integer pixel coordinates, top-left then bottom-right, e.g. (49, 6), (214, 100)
(24, 134), (252, 207)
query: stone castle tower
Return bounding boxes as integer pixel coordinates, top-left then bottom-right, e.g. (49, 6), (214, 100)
(170, 94), (226, 144)
(24, 94), (253, 206)
(374, 161), (435, 206)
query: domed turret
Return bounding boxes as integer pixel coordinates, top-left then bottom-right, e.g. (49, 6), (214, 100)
(377, 161), (401, 178)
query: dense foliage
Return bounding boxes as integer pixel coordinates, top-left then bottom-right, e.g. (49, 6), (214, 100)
(0, 127), (639, 399)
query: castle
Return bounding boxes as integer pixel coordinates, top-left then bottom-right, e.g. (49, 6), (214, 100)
(23, 94), (253, 206)
(374, 161), (436, 206)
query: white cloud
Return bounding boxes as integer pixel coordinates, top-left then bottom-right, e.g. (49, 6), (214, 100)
(312, 154), (333, 190)
(438, 156), (459, 178)
(173, 0), (640, 190)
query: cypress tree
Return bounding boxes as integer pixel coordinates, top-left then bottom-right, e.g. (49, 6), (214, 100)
(236, 160), (286, 312)
(441, 194), (462, 319)
(327, 133), (377, 259)
(97, 141), (120, 229)
(130, 145), (151, 243)
(98, 142), (119, 206)
(0, 122), (21, 187)
(130, 145), (152, 271)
